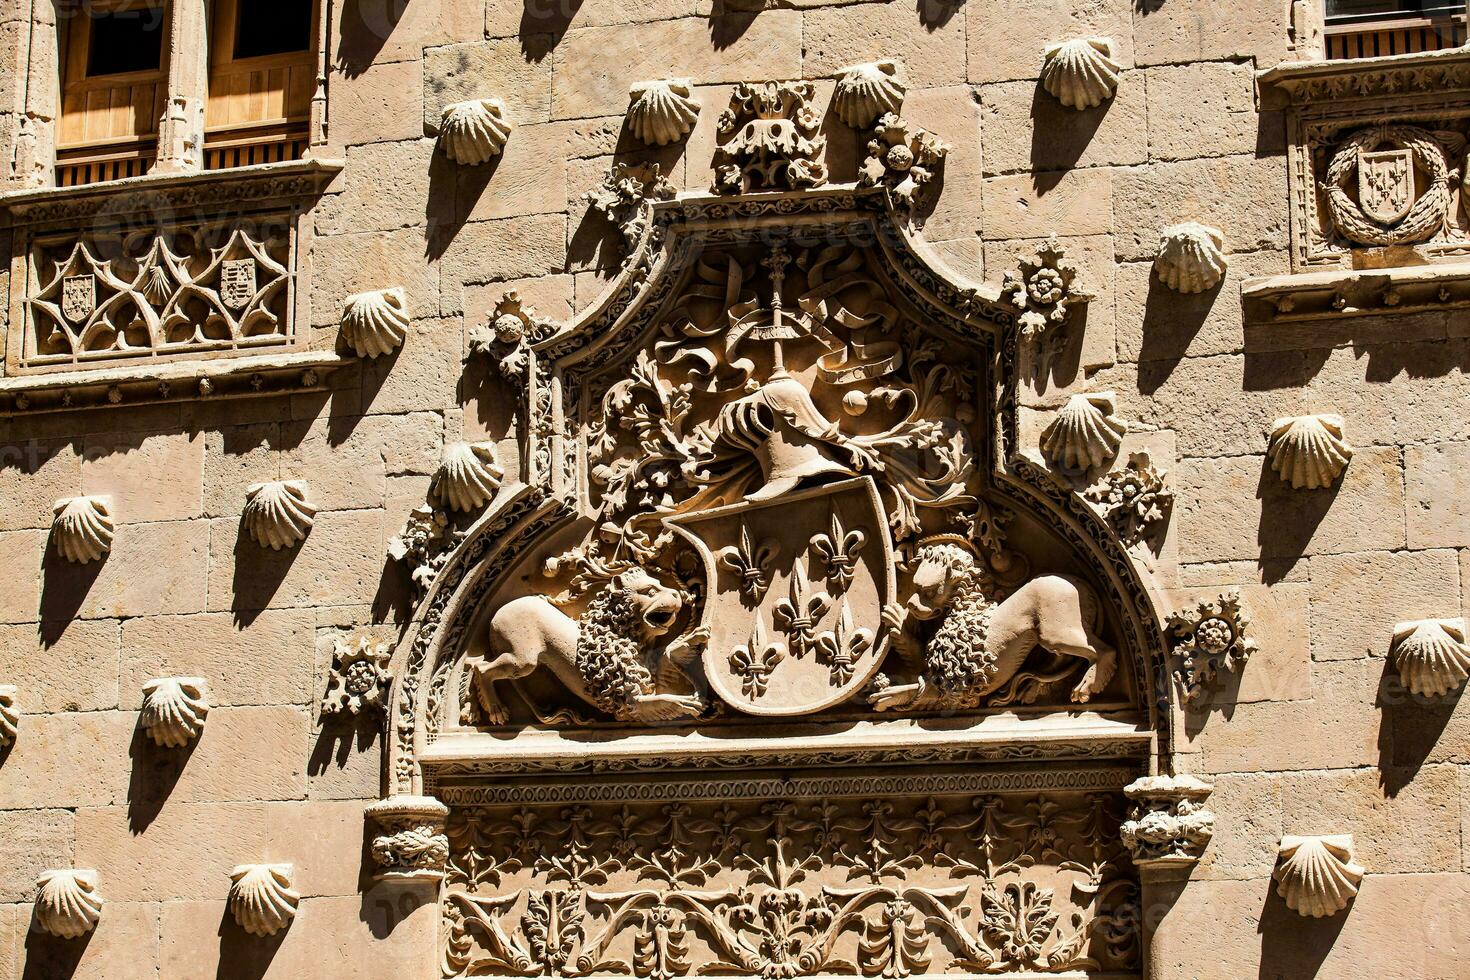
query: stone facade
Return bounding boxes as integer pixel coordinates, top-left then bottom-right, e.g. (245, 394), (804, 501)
(0, 2), (1468, 979)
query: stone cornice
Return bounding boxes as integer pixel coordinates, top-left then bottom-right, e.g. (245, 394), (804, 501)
(1241, 261), (1470, 323)
(1258, 47), (1470, 110)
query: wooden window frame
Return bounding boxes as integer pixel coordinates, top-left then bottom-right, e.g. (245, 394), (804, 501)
(57, 0), (169, 157)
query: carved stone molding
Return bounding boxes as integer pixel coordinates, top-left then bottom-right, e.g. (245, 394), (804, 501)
(1273, 834), (1363, 918)
(140, 677), (209, 748)
(228, 864), (299, 937)
(367, 795), (451, 882)
(0, 684), (16, 748)
(1243, 260), (1470, 324)
(1119, 774), (1214, 870)
(34, 870), (103, 939)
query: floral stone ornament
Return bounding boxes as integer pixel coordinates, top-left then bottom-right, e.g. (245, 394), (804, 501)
(140, 677), (209, 748)
(228, 864), (298, 937)
(858, 112), (949, 216)
(712, 80), (827, 193)
(469, 290), (557, 381)
(366, 795), (450, 881)
(51, 495), (114, 564)
(1274, 835), (1364, 918)
(1085, 451), (1173, 547)
(34, 870), (103, 939)
(1167, 591), (1257, 702)
(585, 161), (677, 251)
(1001, 239), (1090, 350)
(0, 684), (16, 747)
(321, 632), (393, 718)
(1120, 774), (1215, 868)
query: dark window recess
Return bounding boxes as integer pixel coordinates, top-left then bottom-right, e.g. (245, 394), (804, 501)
(1326, 0), (1464, 24)
(85, 8), (165, 77)
(233, 0), (313, 58)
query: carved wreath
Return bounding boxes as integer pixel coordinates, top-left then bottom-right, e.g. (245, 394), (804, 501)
(1321, 124), (1459, 247)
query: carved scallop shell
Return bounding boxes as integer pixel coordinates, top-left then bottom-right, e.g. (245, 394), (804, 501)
(341, 287), (409, 359)
(1040, 393), (1126, 472)
(51, 496), (114, 564)
(833, 60), (906, 129)
(228, 864), (298, 937)
(438, 98), (512, 165)
(1274, 835), (1364, 918)
(429, 442), (504, 513)
(34, 870), (103, 939)
(1155, 222), (1227, 294)
(627, 79), (701, 146)
(1040, 37), (1121, 110)
(1391, 618), (1470, 697)
(140, 677), (209, 748)
(1266, 414), (1353, 490)
(243, 480), (316, 550)
(0, 684), (16, 747)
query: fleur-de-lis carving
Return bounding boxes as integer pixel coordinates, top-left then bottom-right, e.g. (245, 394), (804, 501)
(730, 618), (785, 698)
(814, 599), (873, 687)
(717, 523), (779, 603)
(810, 512), (866, 592)
(773, 559), (832, 658)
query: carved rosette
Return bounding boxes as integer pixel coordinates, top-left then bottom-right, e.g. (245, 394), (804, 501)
(1085, 451), (1173, 547)
(858, 113), (949, 217)
(1001, 239), (1091, 349)
(469, 290), (557, 381)
(1274, 835), (1364, 918)
(627, 79), (701, 146)
(228, 864), (299, 937)
(140, 677), (209, 748)
(1166, 591), (1256, 703)
(0, 684), (16, 747)
(242, 479), (316, 549)
(388, 504), (452, 595)
(321, 632), (393, 718)
(367, 795), (450, 882)
(51, 496), (114, 564)
(1120, 774), (1215, 870)
(1390, 618), (1470, 698)
(34, 870), (104, 939)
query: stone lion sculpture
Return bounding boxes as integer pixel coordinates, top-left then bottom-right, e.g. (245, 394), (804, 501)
(868, 536), (1115, 710)
(470, 567), (708, 724)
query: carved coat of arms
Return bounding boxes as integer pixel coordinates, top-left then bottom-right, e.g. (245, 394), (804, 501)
(219, 257), (257, 311)
(61, 274), (95, 324)
(1357, 147), (1416, 225)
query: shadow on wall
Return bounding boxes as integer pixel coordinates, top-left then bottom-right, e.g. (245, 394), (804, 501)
(1134, 273), (1222, 396)
(1256, 884), (1350, 980)
(308, 708), (382, 789)
(1028, 87), (1111, 180)
(1376, 663), (1462, 797)
(520, 0), (584, 62)
(215, 911), (289, 980)
(22, 925), (94, 980)
(336, 0), (410, 77)
(1254, 463), (1340, 585)
(126, 720), (201, 833)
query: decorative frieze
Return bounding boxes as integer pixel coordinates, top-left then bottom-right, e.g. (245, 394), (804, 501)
(833, 61), (906, 129)
(0, 684), (16, 748)
(712, 82), (827, 193)
(1120, 774), (1215, 869)
(340, 287), (409, 359)
(1040, 393), (1125, 474)
(1154, 222), (1227, 294)
(51, 496), (114, 564)
(1166, 591), (1256, 703)
(321, 632), (393, 718)
(242, 480), (316, 550)
(626, 80), (701, 146)
(1390, 618), (1470, 698)
(228, 864), (299, 937)
(430, 442), (504, 513)
(1040, 38), (1120, 110)
(1266, 414), (1352, 490)
(1273, 835), (1363, 918)
(1085, 451), (1173, 548)
(438, 98), (513, 165)
(140, 677), (210, 748)
(367, 795), (450, 882)
(34, 870), (103, 939)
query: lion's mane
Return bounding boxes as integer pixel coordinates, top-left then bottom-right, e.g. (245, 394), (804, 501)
(574, 584), (656, 719)
(921, 544), (998, 710)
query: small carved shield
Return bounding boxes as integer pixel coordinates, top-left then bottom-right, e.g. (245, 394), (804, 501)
(1358, 148), (1415, 225)
(220, 258), (256, 311)
(61, 275), (95, 324)
(666, 476), (893, 716)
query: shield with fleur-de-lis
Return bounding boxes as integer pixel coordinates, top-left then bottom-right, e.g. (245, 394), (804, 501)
(666, 476), (893, 716)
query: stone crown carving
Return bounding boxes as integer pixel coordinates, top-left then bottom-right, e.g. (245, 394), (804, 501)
(1154, 222), (1227, 294)
(51, 496), (114, 564)
(1167, 591), (1256, 702)
(340, 287), (409, 359)
(34, 870), (103, 939)
(1274, 835), (1364, 918)
(243, 479), (316, 550)
(228, 864), (299, 937)
(1266, 414), (1352, 490)
(321, 632), (392, 718)
(140, 677), (209, 748)
(627, 79), (701, 146)
(1120, 774), (1214, 868)
(439, 98), (513, 165)
(1391, 618), (1470, 698)
(0, 685), (15, 748)
(430, 442), (504, 513)
(833, 60), (906, 128)
(1040, 38), (1120, 110)
(1040, 393), (1125, 474)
